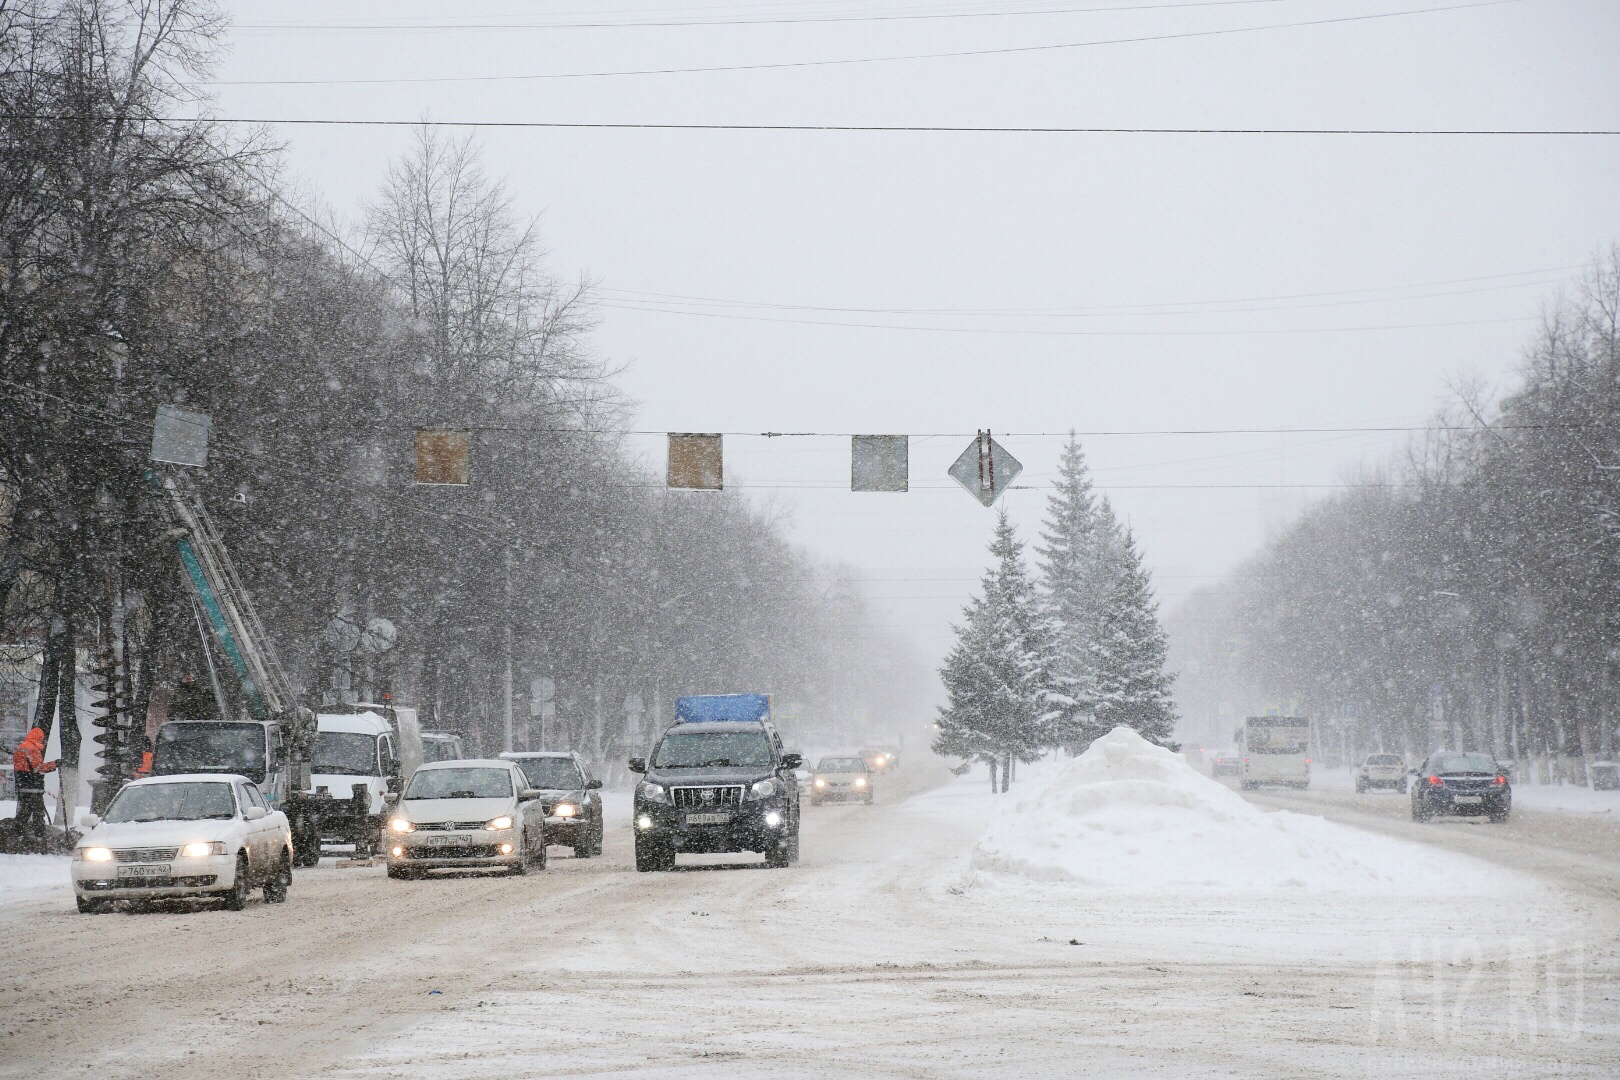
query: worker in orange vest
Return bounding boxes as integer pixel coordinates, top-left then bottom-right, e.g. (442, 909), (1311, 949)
(12, 727), (58, 854)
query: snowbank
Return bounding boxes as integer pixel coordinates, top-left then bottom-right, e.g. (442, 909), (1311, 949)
(972, 727), (1524, 895)
(0, 854), (71, 904)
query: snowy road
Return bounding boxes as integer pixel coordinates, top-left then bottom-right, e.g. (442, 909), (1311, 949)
(1, 760), (1616, 1079)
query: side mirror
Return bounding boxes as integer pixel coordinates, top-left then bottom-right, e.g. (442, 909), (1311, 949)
(79, 813), (100, 829)
(780, 753), (802, 771)
(519, 789), (544, 802)
(628, 757), (646, 774)
(586, 779), (603, 790)
(244, 806), (268, 821)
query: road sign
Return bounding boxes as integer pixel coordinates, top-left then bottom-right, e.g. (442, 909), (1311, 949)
(531, 677), (555, 702)
(667, 433), (723, 490)
(948, 431), (1021, 507)
(624, 693), (644, 717)
(151, 405), (211, 467)
(851, 435), (908, 492)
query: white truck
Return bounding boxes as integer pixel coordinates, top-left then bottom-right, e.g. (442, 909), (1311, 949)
(305, 702), (422, 859)
(1238, 716), (1311, 790)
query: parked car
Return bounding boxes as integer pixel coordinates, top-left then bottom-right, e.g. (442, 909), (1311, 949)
(1210, 751), (1242, 778)
(811, 756), (874, 805)
(500, 751), (604, 858)
(385, 760), (548, 878)
(1410, 751), (1511, 823)
(1355, 753), (1407, 793)
(71, 774), (292, 913)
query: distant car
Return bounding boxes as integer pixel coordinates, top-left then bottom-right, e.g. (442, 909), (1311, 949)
(861, 746), (899, 774)
(811, 756), (874, 805)
(1411, 752), (1511, 823)
(386, 760), (548, 878)
(71, 774), (292, 914)
(1210, 752), (1241, 778)
(500, 751), (604, 858)
(420, 732), (465, 763)
(1355, 753), (1407, 793)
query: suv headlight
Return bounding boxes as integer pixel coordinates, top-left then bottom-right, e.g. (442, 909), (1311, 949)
(485, 815), (514, 831)
(638, 781), (667, 804)
(748, 778), (777, 800)
(181, 841), (226, 858)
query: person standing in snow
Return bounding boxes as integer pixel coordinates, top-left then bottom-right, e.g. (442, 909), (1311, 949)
(12, 727), (58, 854)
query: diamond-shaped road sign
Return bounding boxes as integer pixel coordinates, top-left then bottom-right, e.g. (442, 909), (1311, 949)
(948, 432), (1021, 507)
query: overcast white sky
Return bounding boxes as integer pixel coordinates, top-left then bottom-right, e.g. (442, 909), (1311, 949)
(213, 0), (1620, 670)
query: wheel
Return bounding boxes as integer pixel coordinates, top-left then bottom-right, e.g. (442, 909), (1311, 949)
(1398, 781), (1408, 795)
(1411, 797), (1431, 822)
(765, 840), (790, 869)
(1488, 806), (1510, 823)
(264, 852), (291, 903)
(1355, 779), (1367, 794)
(864, 793), (874, 805)
(293, 818), (321, 867)
(591, 815), (604, 857)
(510, 831), (531, 875)
(573, 829), (593, 859)
(75, 895), (107, 915)
(634, 837), (670, 872)
(533, 831), (547, 870)
(1240, 780), (1255, 792)
(786, 826), (801, 864)
(223, 855), (251, 910)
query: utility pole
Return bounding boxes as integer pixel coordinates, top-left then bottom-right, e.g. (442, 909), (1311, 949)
(502, 547), (515, 753)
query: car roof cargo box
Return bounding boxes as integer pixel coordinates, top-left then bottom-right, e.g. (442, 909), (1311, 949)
(673, 694), (771, 724)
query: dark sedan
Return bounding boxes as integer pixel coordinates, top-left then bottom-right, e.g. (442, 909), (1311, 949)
(1410, 751), (1511, 823)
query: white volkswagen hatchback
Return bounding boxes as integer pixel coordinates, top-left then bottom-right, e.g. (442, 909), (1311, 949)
(386, 759), (547, 879)
(72, 774), (293, 913)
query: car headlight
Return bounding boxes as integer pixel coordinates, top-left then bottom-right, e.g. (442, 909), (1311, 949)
(181, 841), (226, 858)
(553, 802), (578, 818)
(854, 776), (868, 787)
(813, 777), (827, 788)
(389, 817), (416, 833)
(485, 815), (514, 831)
(749, 779), (777, 800)
(638, 781), (667, 804)
(76, 846), (113, 863)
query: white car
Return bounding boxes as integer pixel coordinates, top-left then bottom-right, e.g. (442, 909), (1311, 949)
(385, 759), (548, 879)
(72, 773), (293, 914)
(1355, 753), (1408, 793)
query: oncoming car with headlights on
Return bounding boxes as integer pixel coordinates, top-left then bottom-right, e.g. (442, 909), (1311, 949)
(385, 760), (547, 879)
(71, 774), (292, 913)
(500, 750), (604, 858)
(810, 756), (874, 805)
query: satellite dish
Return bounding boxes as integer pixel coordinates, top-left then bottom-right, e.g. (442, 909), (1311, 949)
(358, 617), (398, 656)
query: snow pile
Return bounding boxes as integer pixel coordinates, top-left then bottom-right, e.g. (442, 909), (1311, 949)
(972, 727), (1516, 894)
(0, 854), (71, 904)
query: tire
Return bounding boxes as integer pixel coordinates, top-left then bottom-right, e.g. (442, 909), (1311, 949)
(634, 837), (670, 872)
(1398, 781), (1408, 795)
(573, 830), (593, 859)
(1355, 779), (1367, 794)
(786, 826), (801, 864)
(264, 852), (291, 903)
(1411, 797), (1431, 822)
(510, 831), (531, 875)
(386, 864), (416, 880)
(293, 819), (321, 867)
(765, 840), (790, 869)
(864, 793), (874, 805)
(533, 832), (547, 870)
(591, 815), (604, 857)
(75, 895), (106, 915)
(223, 855), (251, 911)
(1488, 804), (1510, 824)
(1240, 780), (1255, 792)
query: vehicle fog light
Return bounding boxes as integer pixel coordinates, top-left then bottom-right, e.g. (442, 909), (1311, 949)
(391, 845), (404, 857)
(764, 810), (783, 828)
(499, 843), (514, 855)
(636, 814), (654, 830)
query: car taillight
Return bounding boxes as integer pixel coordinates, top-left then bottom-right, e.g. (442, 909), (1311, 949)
(1426, 775), (1444, 787)
(1305, 758), (1311, 765)
(1243, 757), (1250, 764)
(1493, 775), (1507, 786)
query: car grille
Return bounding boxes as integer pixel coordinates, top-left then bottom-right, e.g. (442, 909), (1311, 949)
(406, 845), (499, 859)
(115, 847), (179, 863)
(671, 785), (744, 810)
(413, 821), (487, 831)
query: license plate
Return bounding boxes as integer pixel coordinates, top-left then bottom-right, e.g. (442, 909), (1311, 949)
(1454, 795), (1482, 804)
(686, 812), (731, 826)
(428, 834), (468, 846)
(117, 864), (169, 878)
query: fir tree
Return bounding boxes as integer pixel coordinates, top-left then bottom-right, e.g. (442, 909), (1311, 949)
(1088, 505), (1179, 747)
(934, 511), (1056, 790)
(1036, 434), (1103, 750)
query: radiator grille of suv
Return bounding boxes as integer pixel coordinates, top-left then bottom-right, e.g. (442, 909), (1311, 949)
(115, 847), (179, 863)
(671, 785), (744, 810)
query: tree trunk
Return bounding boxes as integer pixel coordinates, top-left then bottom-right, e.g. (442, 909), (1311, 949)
(999, 754), (1011, 793)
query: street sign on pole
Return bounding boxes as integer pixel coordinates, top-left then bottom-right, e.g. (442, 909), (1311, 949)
(851, 435), (908, 492)
(948, 431), (1021, 507)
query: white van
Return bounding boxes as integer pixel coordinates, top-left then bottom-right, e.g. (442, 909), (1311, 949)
(1239, 716), (1311, 790)
(306, 703), (423, 857)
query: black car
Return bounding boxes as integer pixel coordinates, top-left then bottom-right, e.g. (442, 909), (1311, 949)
(1410, 751), (1511, 823)
(500, 751), (605, 858)
(629, 720), (801, 872)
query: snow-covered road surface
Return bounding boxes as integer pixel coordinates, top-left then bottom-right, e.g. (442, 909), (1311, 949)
(1, 758), (1615, 1079)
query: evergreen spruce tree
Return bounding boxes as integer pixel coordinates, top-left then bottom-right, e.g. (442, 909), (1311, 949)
(934, 511), (1057, 790)
(1036, 434), (1103, 751)
(1088, 503), (1179, 747)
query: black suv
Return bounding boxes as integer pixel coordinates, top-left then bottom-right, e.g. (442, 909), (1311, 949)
(629, 720), (801, 871)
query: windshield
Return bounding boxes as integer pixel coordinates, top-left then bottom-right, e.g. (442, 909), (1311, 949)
(103, 782), (237, 823)
(153, 723), (267, 783)
(653, 731), (774, 769)
(421, 738), (461, 763)
(818, 757), (866, 772)
(1431, 752), (1498, 774)
(1245, 723), (1308, 754)
(512, 757), (584, 789)
(314, 731), (380, 775)
(404, 767), (513, 800)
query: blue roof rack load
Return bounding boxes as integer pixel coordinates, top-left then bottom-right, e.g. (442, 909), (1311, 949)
(673, 694), (771, 724)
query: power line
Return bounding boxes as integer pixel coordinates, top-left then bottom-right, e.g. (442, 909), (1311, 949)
(212, 0), (1524, 86)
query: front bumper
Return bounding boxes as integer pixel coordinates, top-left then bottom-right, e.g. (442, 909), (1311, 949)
(810, 784), (868, 801)
(387, 829), (522, 869)
(73, 853), (234, 899)
(633, 799), (789, 854)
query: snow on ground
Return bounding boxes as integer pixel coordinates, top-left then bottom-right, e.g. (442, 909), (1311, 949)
(0, 854), (71, 902)
(967, 728), (1537, 895)
(1316, 764), (1619, 814)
